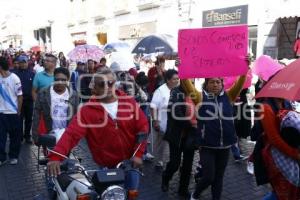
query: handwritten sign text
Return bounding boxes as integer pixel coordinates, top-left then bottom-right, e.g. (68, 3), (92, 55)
(178, 25), (248, 78)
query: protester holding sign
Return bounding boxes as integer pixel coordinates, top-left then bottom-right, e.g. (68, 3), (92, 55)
(180, 57), (250, 200)
(178, 25), (249, 79)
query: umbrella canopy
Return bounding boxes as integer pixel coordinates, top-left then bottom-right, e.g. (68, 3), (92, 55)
(67, 44), (104, 63)
(109, 52), (135, 72)
(103, 42), (130, 54)
(131, 34), (177, 55)
(255, 59), (300, 101)
(141, 52), (164, 61)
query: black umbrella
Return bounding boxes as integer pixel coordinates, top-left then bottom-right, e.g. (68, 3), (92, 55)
(131, 34), (176, 55)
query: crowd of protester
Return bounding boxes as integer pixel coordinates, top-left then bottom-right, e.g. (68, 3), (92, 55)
(0, 47), (300, 200)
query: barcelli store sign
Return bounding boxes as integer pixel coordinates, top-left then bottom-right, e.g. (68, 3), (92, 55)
(202, 5), (248, 27)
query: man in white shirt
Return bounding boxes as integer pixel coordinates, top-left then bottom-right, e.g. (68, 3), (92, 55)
(150, 69), (179, 169)
(0, 57), (23, 165)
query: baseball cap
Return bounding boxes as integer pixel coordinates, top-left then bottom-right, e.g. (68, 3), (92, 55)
(110, 62), (121, 72)
(16, 55), (29, 63)
(280, 111), (300, 133)
(77, 61), (86, 65)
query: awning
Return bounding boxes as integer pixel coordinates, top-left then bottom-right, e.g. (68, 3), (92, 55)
(278, 17), (298, 45)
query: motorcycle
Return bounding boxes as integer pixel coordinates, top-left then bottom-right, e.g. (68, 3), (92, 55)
(34, 132), (147, 200)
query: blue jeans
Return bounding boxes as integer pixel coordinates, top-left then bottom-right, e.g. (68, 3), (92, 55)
(0, 113), (22, 161)
(125, 169), (141, 190)
(263, 192), (277, 200)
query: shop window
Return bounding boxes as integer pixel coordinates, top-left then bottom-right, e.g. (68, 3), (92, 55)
(248, 25), (257, 58)
(97, 32), (107, 45)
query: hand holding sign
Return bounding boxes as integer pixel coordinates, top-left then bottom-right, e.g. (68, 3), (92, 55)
(178, 25), (248, 78)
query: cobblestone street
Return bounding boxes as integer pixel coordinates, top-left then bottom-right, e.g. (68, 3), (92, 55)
(0, 139), (269, 200)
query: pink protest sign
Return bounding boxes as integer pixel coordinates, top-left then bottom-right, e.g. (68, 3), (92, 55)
(224, 70), (253, 90)
(252, 55), (284, 81)
(178, 25), (248, 78)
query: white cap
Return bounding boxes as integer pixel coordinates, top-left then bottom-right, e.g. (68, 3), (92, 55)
(110, 61), (121, 72)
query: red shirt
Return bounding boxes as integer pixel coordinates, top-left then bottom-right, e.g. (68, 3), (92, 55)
(147, 66), (164, 95)
(294, 39), (300, 55)
(48, 90), (149, 167)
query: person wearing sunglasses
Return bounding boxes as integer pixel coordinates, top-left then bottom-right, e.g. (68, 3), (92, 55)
(47, 68), (149, 197)
(32, 67), (79, 144)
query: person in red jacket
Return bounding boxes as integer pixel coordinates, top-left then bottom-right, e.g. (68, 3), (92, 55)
(293, 30), (300, 58)
(147, 56), (166, 97)
(47, 68), (149, 176)
(260, 104), (300, 200)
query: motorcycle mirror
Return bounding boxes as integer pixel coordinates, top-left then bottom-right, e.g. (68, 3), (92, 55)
(136, 132), (148, 144)
(37, 135), (56, 148)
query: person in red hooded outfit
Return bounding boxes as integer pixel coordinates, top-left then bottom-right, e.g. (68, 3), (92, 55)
(260, 104), (300, 200)
(47, 68), (149, 196)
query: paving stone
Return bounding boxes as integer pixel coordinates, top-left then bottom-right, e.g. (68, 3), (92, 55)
(0, 139), (271, 200)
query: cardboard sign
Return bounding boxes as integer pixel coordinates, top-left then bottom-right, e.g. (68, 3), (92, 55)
(178, 25), (248, 78)
(224, 70), (253, 90)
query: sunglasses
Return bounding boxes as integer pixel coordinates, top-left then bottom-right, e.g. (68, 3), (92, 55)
(97, 80), (116, 88)
(44, 59), (55, 63)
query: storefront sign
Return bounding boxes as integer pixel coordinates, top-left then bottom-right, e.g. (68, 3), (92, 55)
(203, 5), (248, 27)
(119, 21), (156, 39)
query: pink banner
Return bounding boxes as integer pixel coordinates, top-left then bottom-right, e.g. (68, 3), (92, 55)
(252, 55), (284, 81)
(224, 70), (253, 90)
(178, 25), (248, 78)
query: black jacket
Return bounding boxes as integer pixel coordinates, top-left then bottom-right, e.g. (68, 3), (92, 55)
(14, 69), (35, 101)
(164, 86), (197, 148)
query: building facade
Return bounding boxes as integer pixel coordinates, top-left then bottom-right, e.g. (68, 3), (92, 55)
(0, 0), (298, 59)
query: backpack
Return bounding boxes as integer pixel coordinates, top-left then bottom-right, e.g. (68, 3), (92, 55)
(253, 106), (295, 186)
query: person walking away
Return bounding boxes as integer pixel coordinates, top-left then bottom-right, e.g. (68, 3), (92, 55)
(32, 54), (56, 101)
(0, 57), (23, 165)
(15, 55), (35, 144)
(150, 69), (180, 170)
(161, 81), (198, 197)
